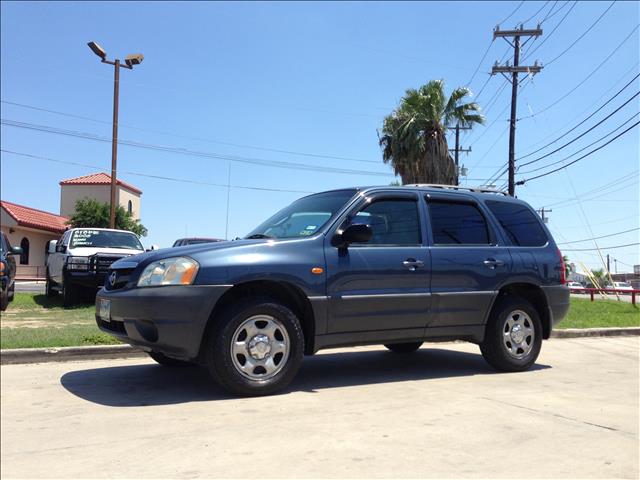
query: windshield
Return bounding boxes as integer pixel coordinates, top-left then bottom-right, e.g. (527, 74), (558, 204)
(70, 229), (144, 250)
(246, 189), (357, 239)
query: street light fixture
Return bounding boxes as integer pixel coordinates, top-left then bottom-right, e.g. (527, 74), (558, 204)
(86, 41), (143, 228)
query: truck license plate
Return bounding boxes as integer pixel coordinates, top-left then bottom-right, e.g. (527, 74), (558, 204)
(99, 299), (111, 322)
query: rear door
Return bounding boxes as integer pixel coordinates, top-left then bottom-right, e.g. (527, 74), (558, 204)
(425, 194), (512, 330)
(325, 191), (431, 334)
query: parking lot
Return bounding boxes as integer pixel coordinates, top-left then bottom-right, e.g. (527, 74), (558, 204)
(1, 337), (638, 479)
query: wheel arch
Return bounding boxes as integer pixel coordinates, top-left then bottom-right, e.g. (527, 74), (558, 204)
(199, 279), (317, 359)
(491, 282), (552, 339)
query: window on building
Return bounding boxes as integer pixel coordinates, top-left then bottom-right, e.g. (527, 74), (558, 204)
(20, 237), (30, 265)
(127, 200), (133, 215)
(486, 201), (548, 247)
(427, 200), (491, 245)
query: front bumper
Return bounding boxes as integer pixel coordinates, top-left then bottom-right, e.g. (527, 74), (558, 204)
(68, 270), (107, 289)
(96, 285), (231, 361)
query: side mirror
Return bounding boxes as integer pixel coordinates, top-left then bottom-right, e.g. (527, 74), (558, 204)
(145, 244), (159, 252)
(333, 224), (373, 248)
(48, 240), (57, 254)
(56, 243), (67, 254)
(8, 246), (23, 256)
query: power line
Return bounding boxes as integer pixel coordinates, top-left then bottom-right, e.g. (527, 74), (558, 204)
(562, 242), (639, 252)
(0, 119), (395, 178)
(518, 92), (639, 167)
(557, 228), (640, 245)
(517, 120), (640, 184)
(520, 24), (639, 120)
(522, 1), (578, 61)
(0, 149), (315, 195)
(516, 72), (640, 160)
(545, 1), (616, 66)
(541, 170), (639, 208)
(518, 111), (639, 174)
(0, 100), (378, 164)
(521, 1), (551, 25)
(466, 41), (495, 87)
(497, 1), (526, 26)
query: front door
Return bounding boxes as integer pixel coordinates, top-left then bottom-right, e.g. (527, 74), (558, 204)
(325, 192), (431, 333)
(425, 195), (512, 329)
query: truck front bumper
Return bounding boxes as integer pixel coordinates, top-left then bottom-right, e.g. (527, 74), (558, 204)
(95, 285), (231, 361)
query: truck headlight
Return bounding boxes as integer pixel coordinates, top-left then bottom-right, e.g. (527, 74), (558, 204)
(66, 256), (90, 271)
(137, 257), (199, 287)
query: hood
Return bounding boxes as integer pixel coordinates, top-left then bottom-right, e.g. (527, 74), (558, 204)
(109, 239), (272, 269)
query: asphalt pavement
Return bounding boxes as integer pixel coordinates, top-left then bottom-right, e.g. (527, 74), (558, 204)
(1, 338), (638, 479)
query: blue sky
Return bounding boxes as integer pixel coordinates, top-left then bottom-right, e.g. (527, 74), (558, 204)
(1, 1), (638, 273)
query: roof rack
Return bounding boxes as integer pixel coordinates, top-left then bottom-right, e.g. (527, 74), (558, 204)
(410, 184), (509, 196)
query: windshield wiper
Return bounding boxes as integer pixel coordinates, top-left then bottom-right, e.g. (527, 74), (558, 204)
(245, 234), (273, 239)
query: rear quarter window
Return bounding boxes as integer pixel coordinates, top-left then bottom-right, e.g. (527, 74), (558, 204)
(486, 201), (548, 247)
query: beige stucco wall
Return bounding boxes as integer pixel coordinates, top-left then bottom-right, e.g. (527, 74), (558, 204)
(60, 185), (111, 217)
(60, 184), (141, 220)
(0, 223), (61, 279)
(117, 187), (141, 220)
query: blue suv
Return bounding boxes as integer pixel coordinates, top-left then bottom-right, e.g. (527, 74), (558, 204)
(96, 185), (570, 396)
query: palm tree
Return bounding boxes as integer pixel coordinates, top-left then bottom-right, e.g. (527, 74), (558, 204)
(379, 79), (484, 185)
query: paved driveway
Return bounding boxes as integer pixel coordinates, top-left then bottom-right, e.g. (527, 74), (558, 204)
(1, 338), (638, 479)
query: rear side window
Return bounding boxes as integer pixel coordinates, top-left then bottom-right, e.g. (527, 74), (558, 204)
(427, 200), (491, 245)
(486, 201), (548, 247)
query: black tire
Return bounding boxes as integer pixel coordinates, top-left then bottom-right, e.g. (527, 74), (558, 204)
(0, 293), (8, 311)
(61, 279), (77, 308)
(45, 270), (57, 298)
(148, 351), (195, 367)
(480, 296), (543, 372)
(205, 297), (304, 396)
(384, 342), (423, 353)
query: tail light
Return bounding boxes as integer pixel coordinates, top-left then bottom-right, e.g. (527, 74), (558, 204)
(557, 248), (566, 285)
(0, 261), (5, 275)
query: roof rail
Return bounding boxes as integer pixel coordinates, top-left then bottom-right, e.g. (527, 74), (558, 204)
(410, 184), (509, 196)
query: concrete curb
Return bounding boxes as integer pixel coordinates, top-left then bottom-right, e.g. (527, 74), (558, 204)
(1, 328), (638, 365)
(0, 345), (146, 365)
(551, 327), (640, 338)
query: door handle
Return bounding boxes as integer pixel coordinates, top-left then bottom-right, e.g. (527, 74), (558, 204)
(483, 258), (505, 269)
(403, 259), (424, 271)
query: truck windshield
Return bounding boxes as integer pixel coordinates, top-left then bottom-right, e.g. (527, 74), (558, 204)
(70, 229), (144, 250)
(246, 190), (358, 239)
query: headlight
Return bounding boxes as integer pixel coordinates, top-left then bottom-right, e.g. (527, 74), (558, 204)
(66, 256), (90, 271)
(137, 257), (199, 287)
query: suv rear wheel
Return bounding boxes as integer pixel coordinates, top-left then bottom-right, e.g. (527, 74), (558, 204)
(205, 298), (304, 396)
(384, 342), (423, 353)
(480, 296), (542, 372)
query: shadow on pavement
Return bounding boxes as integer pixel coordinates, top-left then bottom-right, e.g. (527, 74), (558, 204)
(60, 347), (550, 406)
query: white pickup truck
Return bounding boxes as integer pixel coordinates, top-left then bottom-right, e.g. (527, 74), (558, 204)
(46, 228), (146, 306)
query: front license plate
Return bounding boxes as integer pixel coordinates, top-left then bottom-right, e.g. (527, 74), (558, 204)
(99, 299), (111, 322)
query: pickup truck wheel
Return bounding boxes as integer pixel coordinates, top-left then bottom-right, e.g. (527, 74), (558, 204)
(0, 293), (7, 311)
(206, 298), (304, 396)
(45, 270), (57, 298)
(61, 281), (77, 308)
(148, 352), (195, 367)
(384, 342), (423, 353)
(480, 297), (542, 372)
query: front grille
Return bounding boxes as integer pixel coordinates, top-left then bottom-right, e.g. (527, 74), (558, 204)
(97, 318), (127, 335)
(91, 255), (127, 274)
(104, 268), (134, 290)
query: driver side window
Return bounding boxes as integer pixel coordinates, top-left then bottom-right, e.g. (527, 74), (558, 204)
(351, 199), (421, 246)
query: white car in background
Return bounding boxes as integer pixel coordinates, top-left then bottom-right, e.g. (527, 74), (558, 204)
(613, 281), (634, 294)
(567, 281), (585, 293)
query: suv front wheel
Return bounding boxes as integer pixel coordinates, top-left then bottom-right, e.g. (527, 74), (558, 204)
(205, 298), (304, 396)
(480, 297), (542, 372)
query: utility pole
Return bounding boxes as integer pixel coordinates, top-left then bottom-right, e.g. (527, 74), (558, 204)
(607, 254), (610, 273)
(447, 124), (471, 185)
(614, 258), (617, 273)
(536, 207), (551, 224)
(492, 25), (543, 197)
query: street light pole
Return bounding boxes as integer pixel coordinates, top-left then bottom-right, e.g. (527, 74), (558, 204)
(87, 41), (143, 229)
(110, 59), (120, 229)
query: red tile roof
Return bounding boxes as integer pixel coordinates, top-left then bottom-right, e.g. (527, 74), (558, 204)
(1, 201), (69, 234)
(59, 172), (142, 195)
